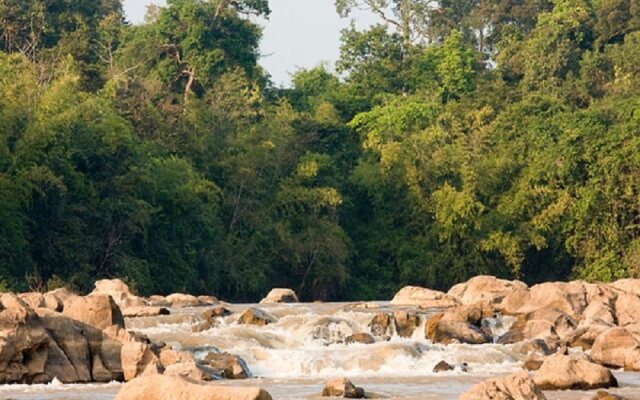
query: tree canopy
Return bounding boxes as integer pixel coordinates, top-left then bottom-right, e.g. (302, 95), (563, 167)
(1, 0), (640, 300)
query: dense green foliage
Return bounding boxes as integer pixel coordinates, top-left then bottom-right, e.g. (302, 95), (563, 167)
(1, 0), (640, 301)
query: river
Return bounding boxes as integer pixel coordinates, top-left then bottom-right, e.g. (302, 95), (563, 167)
(2, 302), (640, 399)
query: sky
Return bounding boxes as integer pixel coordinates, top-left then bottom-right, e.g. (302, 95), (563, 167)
(124, 0), (375, 86)
(122, 0), (377, 87)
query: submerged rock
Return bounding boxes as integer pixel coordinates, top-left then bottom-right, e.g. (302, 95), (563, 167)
(433, 360), (454, 373)
(460, 371), (547, 400)
(322, 377), (365, 398)
(390, 286), (458, 308)
(425, 305), (491, 345)
(202, 306), (231, 324)
(259, 288), (299, 304)
(114, 374), (273, 400)
(202, 352), (251, 379)
(345, 333), (375, 345)
(238, 308), (277, 326)
(591, 391), (628, 400)
(533, 354), (618, 390)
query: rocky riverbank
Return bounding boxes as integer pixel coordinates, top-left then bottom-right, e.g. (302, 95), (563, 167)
(2, 276), (640, 399)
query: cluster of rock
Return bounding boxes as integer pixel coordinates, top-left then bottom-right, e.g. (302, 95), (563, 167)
(383, 276), (640, 399)
(0, 280), (272, 400)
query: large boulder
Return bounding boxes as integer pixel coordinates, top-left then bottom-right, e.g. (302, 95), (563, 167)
(448, 276), (527, 306)
(0, 293), (50, 384)
(459, 371), (547, 400)
(533, 354), (618, 390)
(500, 282), (589, 319)
(121, 341), (161, 381)
(610, 279), (640, 296)
(322, 377), (365, 398)
(36, 309), (124, 383)
(115, 374), (273, 400)
(591, 328), (640, 371)
(614, 293), (640, 327)
(202, 352), (251, 379)
(390, 286), (459, 308)
(497, 309), (576, 345)
(238, 308), (277, 326)
(426, 305), (491, 345)
(91, 279), (146, 308)
(259, 288), (299, 304)
(62, 294), (124, 330)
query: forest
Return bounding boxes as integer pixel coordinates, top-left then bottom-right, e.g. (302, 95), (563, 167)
(0, 0), (639, 301)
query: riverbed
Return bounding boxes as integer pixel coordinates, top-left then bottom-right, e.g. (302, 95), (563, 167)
(2, 302), (640, 399)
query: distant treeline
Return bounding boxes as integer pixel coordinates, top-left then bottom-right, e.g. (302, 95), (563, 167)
(1, 0), (639, 301)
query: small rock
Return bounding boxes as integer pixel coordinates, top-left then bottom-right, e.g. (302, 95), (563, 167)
(121, 306), (170, 318)
(322, 378), (365, 398)
(202, 352), (251, 379)
(433, 361), (454, 373)
(592, 391), (628, 400)
(202, 306), (231, 324)
(345, 333), (375, 345)
(238, 308), (277, 326)
(260, 288), (299, 304)
(368, 313), (392, 337)
(191, 321), (214, 332)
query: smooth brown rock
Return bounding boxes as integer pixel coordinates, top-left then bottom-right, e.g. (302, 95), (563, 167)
(591, 328), (640, 371)
(202, 306), (231, 324)
(534, 354), (617, 390)
(322, 377), (365, 398)
(392, 310), (419, 338)
(425, 306), (491, 345)
(0, 293), (50, 384)
(18, 293), (45, 310)
(114, 374), (273, 400)
(238, 308), (277, 326)
(166, 293), (211, 308)
(448, 276), (528, 306)
(122, 306), (170, 318)
(121, 341), (161, 381)
(614, 293), (640, 327)
(62, 294), (124, 330)
(390, 286), (459, 308)
(500, 282), (588, 319)
(147, 295), (170, 307)
(459, 371), (547, 400)
(202, 352), (250, 379)
(345, 333), (375, 345)
(259, 288), (299, 304)
(433, 360), (454, 372)
(36, 309), (124, 383)
(592, 391), (628, 400)
(91, 279), (146, 308)
(368, 313), (392, 337)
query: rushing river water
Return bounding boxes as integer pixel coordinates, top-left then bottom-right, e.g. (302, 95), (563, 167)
(2, 302), (640, 399)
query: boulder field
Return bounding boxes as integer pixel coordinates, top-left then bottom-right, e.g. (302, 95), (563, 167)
(5, 276), (640, 398)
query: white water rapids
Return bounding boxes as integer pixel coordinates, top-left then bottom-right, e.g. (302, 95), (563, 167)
(2, 302), (640, 399)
